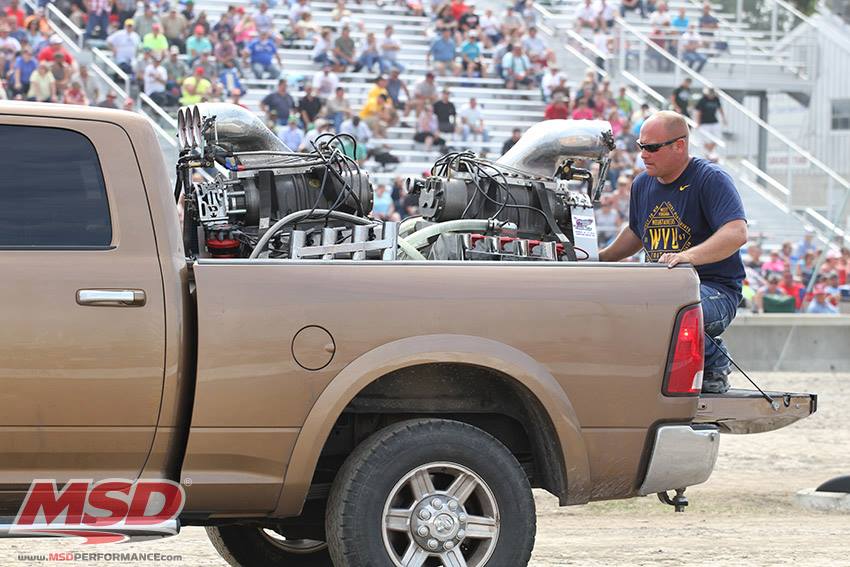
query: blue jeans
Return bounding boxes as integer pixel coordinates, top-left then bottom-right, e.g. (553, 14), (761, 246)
(700, 282), (739, 384)
(85, 11), (110, 40)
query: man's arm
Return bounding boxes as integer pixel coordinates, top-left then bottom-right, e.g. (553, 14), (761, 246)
(658, 219), (747, 267)
(599, 226), (643, 262)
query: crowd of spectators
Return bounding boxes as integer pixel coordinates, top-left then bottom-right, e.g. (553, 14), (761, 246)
(572, 0), (729, 74)
(741, 234), (849, 314)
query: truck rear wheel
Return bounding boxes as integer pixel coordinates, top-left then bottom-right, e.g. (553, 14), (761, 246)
(326, 418), (536, 567)
(206, 525), (333, 566)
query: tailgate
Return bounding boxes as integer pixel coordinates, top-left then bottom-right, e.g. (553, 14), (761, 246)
(693, 389), (817, 434)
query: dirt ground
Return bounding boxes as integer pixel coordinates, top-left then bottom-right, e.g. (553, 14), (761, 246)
(2, 372), (847, 566)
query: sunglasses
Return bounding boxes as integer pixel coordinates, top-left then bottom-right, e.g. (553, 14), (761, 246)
(637, 135), (686, 153)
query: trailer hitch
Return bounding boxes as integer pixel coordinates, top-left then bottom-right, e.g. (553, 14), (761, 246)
(657, 488), (689, 512)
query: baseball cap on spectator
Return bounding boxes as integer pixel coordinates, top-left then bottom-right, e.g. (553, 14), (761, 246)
(194, 66), (205, 75)
(767, 273), (781, 284)
(813, 284), (827, 295)
(194, 25), (205, 34)
(287, 115), (299, 124)
(49, 34), (62, 44)
(106, 91), (117, 98)
(125, 18), (135, 26)
(169, 45), (180, 54)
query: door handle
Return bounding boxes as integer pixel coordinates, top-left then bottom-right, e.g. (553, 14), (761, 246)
(76, 289), (147, 307)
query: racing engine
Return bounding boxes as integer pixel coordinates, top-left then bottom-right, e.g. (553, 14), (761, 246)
(175, 103), (614, 262)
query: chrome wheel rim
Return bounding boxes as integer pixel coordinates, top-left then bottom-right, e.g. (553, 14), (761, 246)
(259, 529), (328, 554)
(381, 461), (500, 567)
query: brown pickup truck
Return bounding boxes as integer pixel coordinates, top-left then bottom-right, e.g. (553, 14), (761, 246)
(0, 102), (816, 567)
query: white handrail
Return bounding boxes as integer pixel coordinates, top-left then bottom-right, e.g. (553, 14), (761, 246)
(616, 16), (850, 194)
(45, 3), (84, 48)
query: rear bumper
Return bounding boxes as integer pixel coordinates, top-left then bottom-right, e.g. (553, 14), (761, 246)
(637, 425), (720, 496)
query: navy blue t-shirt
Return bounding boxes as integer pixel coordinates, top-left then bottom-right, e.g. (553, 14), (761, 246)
(629, 157), (746, 298)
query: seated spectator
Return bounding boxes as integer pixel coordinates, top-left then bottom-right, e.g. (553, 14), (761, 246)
(620, 0), (647, 18)
(295, 11), (321, 40)
(408, 72), (438, 119)
(298, 84), (324, 129)
(322, 85), (352, 131)
(248, 29), (281, 80)
(459, 2), (481, 33)
(522, 26), (552, 68)
(501, 6), (526, 37)
(144, 56), (176, 106)
(331, 0), (352, 22)
(671, 7), (689, 32)
(571, 97), (595, 120)
(279, 114), (305, 150)
(379, 25), (404, 73)
(96, 90), (119, 108)
(479, 8), (502, 45)
(218, 59), (246, 97)
(371, 184), (401, 221)
(433, 89), (457, 136)
(340, 115), (372, 145)
(544, 93), (570, 120)
(458, 97), (489, 143)
(360, 93), (397, 138)
(797, 250), (819, 286)
(107, 20), (140, 75)
(793, 229), (817, 264)
(754, 274), (790, 313)
(180, 67), (212, 105)
(193, 52), (218, 83)
(11, 47), (35, 99)
(312, 64), (339, 100)
(163, 45), (188, 95)
(698, 3), (726, 53)
(413, 105), (446, 152)
(355, 32), (382, 74)
(649, 1), (671, 26)
(312, 29), (334, 66)
(234, 10), (258, 48)
(386, 68), (409, 110)
(49, 51), (70, 98)
(333, 25), (357, 71)
(132, 3), (159, 39)
(541, 65), (565, 102)
(501, 44), (534, 89)
(27, 60), (55, 102)
(143, 23), (169, 60)
(428, 28), (459, 76)
(761, 250), (787, 276)
(162, 6), (189, 53)
(260, 79), (295, 125)
(805, 285), (839, 314)
(574, 0), (597, 29)
(744, 243), (764, 271)
(595, 194), (622, 245)
(249, 2), (273, 37)
(824, 272), (843, 306)
(186, 25), (213, 63)
(459, 30), (485, 78)
(779, 269), (805, 310)
(84, 0), (111, 40)
(214, 32), (239, 67)
(0, 23), (21, 55)
(501, 128), (522, 155)
(680, 23), (707, 72)
(596, 0), (617, 29)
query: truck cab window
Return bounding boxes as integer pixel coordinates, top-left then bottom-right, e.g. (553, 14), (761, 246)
(0, 125), (111, 247)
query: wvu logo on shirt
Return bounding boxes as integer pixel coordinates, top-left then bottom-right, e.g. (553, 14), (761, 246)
(678, 184), (689, 192)
(643, 202), (692, 262)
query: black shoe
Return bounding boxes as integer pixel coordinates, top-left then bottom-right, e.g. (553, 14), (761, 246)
(701, 373), (730, 394)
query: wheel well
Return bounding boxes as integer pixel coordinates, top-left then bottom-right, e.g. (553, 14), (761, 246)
(309, 363), (568, 504)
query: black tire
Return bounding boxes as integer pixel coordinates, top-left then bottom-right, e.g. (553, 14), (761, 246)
(206, 525), (333, 567)
(326, 418), (536, 567)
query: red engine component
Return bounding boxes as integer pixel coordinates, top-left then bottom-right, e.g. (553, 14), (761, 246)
(206, 231), (241, 258)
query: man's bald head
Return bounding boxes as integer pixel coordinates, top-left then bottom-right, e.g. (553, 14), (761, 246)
(643, 110), (689, 139)
(639, 111), (691, 183)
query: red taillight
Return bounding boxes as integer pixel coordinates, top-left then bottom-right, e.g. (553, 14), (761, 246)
(664, 305), (704, 396)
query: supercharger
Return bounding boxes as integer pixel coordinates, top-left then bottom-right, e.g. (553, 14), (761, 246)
(175, 103), (615, 263)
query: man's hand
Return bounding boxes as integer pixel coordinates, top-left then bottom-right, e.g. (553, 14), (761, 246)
(658, 250), (694, 268)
